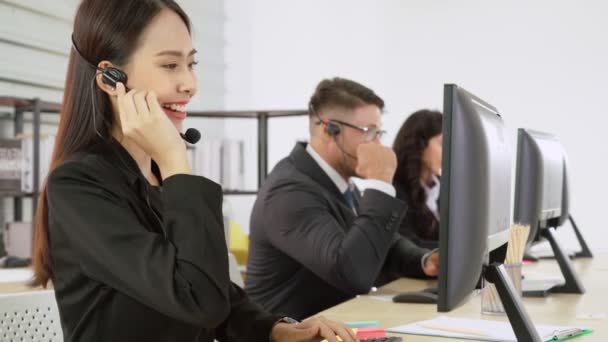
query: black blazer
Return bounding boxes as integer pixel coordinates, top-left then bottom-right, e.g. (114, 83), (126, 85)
(245, 143), (430, 320)
(47, 139), (278, 342)
(394, 182), (440, 250)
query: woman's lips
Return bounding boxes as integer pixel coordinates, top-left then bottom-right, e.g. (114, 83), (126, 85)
(162, 102), (188, 120)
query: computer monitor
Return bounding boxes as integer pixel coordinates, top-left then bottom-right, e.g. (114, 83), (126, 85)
(439, 85), (540, 341)
(513, 129), (585, 295)
(393, 85), (540, 341)
(438, 84), (512, 311)
(513, 129), (565, 242)
(516, 131), (592, 260)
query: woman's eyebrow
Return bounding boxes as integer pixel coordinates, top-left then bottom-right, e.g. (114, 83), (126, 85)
(155, 49), (197, 57)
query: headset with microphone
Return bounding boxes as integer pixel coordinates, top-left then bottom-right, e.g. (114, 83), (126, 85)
(325, 121), (342, 137)
(418, 138), (428, 150)
(310, 103), (357, 160)
(71, 35), (201, 145)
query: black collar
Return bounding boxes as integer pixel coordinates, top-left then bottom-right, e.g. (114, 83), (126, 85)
(90, 138), (162, 187)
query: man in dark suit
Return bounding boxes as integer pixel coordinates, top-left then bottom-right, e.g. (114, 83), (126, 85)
(245, 77), (440, 319)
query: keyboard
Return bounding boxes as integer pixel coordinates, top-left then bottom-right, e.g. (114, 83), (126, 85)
(361, 338), (403, 342)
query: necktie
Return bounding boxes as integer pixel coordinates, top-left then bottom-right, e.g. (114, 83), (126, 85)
(343, 188), (357, 213)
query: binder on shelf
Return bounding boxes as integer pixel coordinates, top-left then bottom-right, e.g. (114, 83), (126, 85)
(20, 137), (32, 192)
(186, 145), (196, 172)
(0, 139), (21, 193)
(3, 222), (33, 259)
(20, 134), (55, 192)
(192, 139), (245, 191)
(221, 140), (245, 191)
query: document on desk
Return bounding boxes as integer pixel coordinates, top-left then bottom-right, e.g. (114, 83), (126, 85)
(0, 268), (33, 283)
(387, 316), (591, 342)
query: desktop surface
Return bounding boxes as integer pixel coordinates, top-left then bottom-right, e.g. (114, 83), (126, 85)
(1, 260), (605, 340)
(319, 256), (606, 341)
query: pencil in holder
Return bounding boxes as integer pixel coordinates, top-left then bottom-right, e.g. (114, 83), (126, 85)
(481, 263), (522, 315)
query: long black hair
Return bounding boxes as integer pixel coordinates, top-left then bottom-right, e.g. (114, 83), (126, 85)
(393, 109), (443, 240)
(32, 0), (191, 287)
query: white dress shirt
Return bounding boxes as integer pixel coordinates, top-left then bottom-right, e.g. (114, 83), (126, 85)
(422, 175), (440, 221)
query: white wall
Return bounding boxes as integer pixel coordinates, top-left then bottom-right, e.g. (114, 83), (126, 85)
(224, 0), (608, 252)
(179, 0), (226, 141)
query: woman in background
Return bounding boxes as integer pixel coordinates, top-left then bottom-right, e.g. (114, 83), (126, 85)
(393, 110), (443, 250)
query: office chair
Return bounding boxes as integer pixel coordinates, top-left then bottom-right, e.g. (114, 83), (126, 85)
(0, 290), (63, 341)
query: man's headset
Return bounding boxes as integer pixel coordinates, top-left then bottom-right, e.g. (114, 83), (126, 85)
(310, 103), (339, 136)
(309, 103), (356, 159)
(326, 121), (342, 137)
(71, 35), (200, 144)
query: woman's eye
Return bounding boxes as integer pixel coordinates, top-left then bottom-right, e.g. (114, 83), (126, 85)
(189, 61), (199, 69)
(163, 64), (178, 70)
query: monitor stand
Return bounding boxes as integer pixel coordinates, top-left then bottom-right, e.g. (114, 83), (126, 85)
(523, 226), (586, 299)
(484, 263), (542, 342)
(529, 244), (575, 260)
(527, 214), (592, 261)
(543, 227), (586, 294)
(569, 215), (593, 258)
(522, 276), (564, 297)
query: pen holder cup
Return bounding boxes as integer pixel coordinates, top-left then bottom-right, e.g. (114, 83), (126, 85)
(481, 263), (522, 315)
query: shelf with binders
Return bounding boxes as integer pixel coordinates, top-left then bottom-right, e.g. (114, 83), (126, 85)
(1, 96), (310, 216)
(0, 96), (61, 222)
(185, 109), (309, 193)
(1, 97), (307, 268)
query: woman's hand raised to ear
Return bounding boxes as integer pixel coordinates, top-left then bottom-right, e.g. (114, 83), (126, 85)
(270, 316), (357, 342)
(115, 82), (191, 179)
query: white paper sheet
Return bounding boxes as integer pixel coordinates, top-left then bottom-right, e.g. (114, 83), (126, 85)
(0, 268), (33, 283)
(387, 316), (587, 342)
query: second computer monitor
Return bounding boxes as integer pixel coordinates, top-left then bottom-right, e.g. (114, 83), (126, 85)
(438, 84), (512, 312)
(513, 129), (569, 244)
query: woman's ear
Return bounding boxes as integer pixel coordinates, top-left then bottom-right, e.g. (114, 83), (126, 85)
(95, 60), (119, 96)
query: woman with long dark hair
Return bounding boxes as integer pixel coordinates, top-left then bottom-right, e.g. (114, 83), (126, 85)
(393, 110), (443, 249)
(30, 1), (354, 341)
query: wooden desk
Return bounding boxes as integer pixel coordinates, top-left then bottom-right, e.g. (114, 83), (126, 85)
(320, 256), (606, 341)
(2, 259), (605, 340)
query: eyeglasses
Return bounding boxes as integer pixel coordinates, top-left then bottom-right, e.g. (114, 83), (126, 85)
(327, 119), (387, 142)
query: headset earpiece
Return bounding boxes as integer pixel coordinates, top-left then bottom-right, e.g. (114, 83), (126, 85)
(101, 67), (128, 89)
(419, 138), (428, 150)
(310, 103), (341, 138)
(71, 35), (128, 89)
(326, 122), (341, 137)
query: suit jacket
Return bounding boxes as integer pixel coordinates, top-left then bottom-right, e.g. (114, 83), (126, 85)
(394, 182), (440, 250)
(245, 142), (430, 320)
(47, 139), (278, 342)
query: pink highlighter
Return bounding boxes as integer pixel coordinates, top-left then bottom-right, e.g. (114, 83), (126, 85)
(356, 327), (387, 339)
